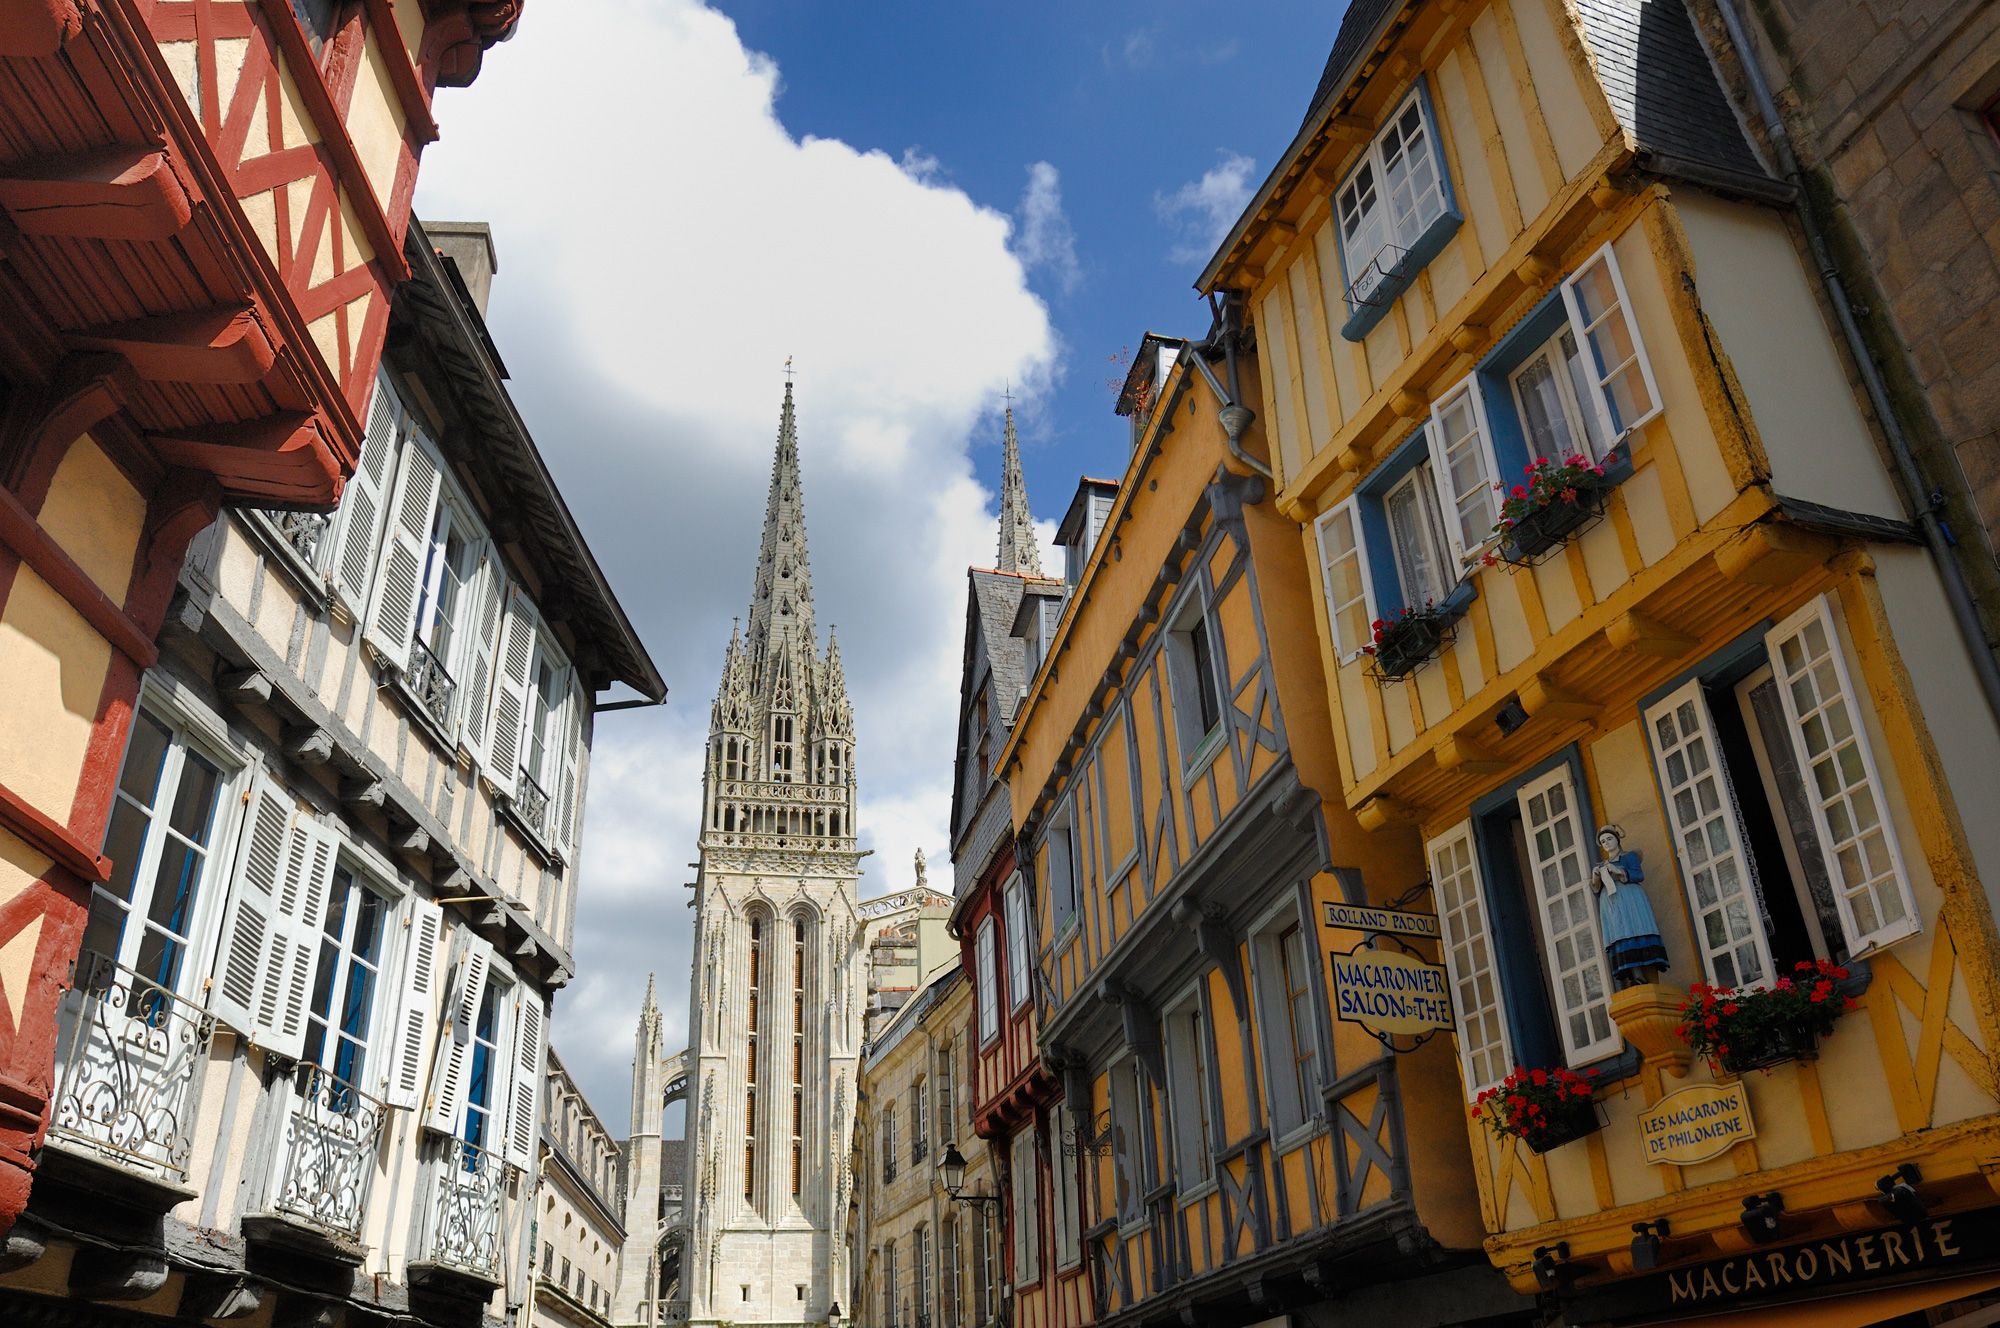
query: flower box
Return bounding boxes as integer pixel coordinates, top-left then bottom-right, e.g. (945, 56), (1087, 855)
(1475, 1066), (1603, 1154)
(1486, 454), (1614, 569)
(1676, 960), (1856, 1076)
(1366, 610), (1456, 681)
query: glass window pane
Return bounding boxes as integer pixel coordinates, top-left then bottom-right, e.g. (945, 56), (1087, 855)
(166, 751), (222, 846)
(118, 713), (172, 808)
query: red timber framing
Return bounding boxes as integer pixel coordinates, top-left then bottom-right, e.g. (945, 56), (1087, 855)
(0, 0), (520, 1243)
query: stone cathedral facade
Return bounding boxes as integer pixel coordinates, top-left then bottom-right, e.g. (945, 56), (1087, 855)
(624, 385), (869, 1328)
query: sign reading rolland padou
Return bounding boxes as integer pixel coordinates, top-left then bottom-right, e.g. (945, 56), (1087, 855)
(1564, 1205), (2000, 1322)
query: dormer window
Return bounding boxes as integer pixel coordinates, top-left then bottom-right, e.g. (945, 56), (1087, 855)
(1332, 83), (1460, 340)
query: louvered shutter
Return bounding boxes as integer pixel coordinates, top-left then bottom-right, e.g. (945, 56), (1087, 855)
(555, 674), (586, 854)
(486, 587), (538, 794)
(208, 770), (293, 1043)
(503, 985), (547, 1169)
(262, 814), (338, 1061)
(1516, 765), (1620, 1065)
(462, 552), (506, 770)
(363, 432), (442, 674)
(425, 939), (493, 1135)
(332, 383), (401, 610)
(383, 896), (445, 1110)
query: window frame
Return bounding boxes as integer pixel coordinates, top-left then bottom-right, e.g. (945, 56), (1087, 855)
(1558, 241), (1663, 447)
(1044, 804), (1078, 938)
(1381, 460), (1455, 611)
(1331, 80), (1460, 340)
(1315, 498), (1379, 663)
(1247, 898), (1326, 1144)
(1003, 873), (1032, 1014)
(88, 703), (243, 1000)
(298, 856), (395, 1094)
(975, 916), (1000, 1046)
(1010, 1125), (1041, 1288)
(1423, 374), (1505, 568)
(1429, 820), (1513, 1098)
(1163, 985), (1216, 1191)
(1507, 323), (1611, 465)
(1516, 763), (1621, 1067)
(1163, 585), (1226, 774)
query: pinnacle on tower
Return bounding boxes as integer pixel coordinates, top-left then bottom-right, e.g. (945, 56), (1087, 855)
(746, 381), (816, 688)
(997, 404), (1042, 575)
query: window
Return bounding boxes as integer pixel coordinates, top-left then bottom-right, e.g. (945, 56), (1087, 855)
(1108, 1060), (1147, 1227)
(411, 497), (477, 703)
(1003, 874), (1031, 1013)
(1423, 379), (1500, 564)
(1335, 88), (1448, 311)
(462, 980), (503, 1152)
(87, 708), (229, 996)
(1166, 590), (1224, 766)
(300, 864), (386, 1091)
(883, 1240), (899, 1328)
(1518, 766), (1619, 1065)
(1560, 245), (1660, 442)
(543, 1243), (553, 1276)
(286, 0), (338, 51)
(1431, 824), (1512, 1095)
(792, 919), (806, 1196)
(913, 1225), (932, 1326)
(525, 647), (566, 797)
(747, 916), (761, 1203)
(1510, 326), (1609, 463)
(975, 917), (999, 1044)
(1010, 1127), (1040, 1285)
(1046, 808), (1078, 934)
(912, 1077), (929, 1163)
(882, 1104), (897, 1182)
(771, 712), (795, 782)
(1382, 462), (1454, 609)
(1166, 1002), (1213, 1183)
(1765, 598), (1916, 953)
(940, 1214), (962, 1328)
(561, 1256), (571, 1284)
(1277, 924), (1321, 1129)
(1315, 501), (1376, 661)
(935, 1044), (953, 1149)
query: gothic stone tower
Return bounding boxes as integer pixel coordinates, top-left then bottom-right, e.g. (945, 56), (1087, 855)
(679, 384), (866, 1327)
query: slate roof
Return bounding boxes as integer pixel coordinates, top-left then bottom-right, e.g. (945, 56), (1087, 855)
(948, 568), (1032, 847)
(1572, 0), (1777, 192)
(1302, 0), (1400, 130)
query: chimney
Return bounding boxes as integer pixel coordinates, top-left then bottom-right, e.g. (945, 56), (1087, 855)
(425, 220), (498, 317)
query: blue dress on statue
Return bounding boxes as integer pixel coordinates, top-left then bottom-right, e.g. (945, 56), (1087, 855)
(1598, 852), (1668, 979)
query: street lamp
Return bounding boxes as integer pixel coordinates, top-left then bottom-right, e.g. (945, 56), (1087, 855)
(937, 1143), (1000, 1208)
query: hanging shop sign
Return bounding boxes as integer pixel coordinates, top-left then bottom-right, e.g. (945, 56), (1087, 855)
(1322, 901), (1441, 938)
(1636, 1082), (1757, 1166)
(1562, 1205), (2000, 1324)
(1330, 946), (1453, 1037)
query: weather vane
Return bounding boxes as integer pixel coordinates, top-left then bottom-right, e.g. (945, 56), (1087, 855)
(785, 356), (794, 384)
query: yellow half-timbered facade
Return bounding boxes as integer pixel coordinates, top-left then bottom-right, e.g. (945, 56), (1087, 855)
(1193, 0), (2000, 1322)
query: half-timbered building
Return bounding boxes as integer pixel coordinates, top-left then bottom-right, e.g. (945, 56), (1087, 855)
(992, 320), (1535, 1328)
(1197, 0), (2000, 1321)
(0, 215), (663, 1328)
(0, 0), (532, 1299)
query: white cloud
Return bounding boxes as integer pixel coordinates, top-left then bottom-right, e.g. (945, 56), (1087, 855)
(1012, 161), (1081, 295)
(415, 0), (1054, 1125)
(1155, 150), (1258, 265)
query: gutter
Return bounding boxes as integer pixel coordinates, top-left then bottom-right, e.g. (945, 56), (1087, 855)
(1711, 0), (2000, 730)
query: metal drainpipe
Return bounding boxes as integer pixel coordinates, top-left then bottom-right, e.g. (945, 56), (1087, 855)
(1186, 340), (1272, 483)
(1712, 0), (2000, 727)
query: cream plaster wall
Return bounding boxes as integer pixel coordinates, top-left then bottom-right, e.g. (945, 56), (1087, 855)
(1672, 192), (1905, 520)
(1615, 224), (1735, 525)
(0, 569), (110, 821)
(38, 438), (143, 599)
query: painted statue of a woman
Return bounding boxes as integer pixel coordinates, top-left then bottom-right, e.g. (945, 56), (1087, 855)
(1594, 824), (1667, 987)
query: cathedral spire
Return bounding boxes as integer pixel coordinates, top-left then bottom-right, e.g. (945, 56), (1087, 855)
(997, 404), (1041, 575)
(746, 380), (816, 687)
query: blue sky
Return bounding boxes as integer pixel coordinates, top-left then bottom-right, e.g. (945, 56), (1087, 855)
(709, 0), (1342, 519)
(414, 0), (1351, 1125)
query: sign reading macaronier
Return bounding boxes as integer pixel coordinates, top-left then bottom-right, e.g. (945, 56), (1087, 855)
(1637, 1082), (1757, 1166)
(1330, 946), (1453, 1038)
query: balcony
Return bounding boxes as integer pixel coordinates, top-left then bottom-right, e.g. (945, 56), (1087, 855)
(275, 510), (331, 568)
(49, 952), (214, 1187)
(266, 1065), (388, 1247)
(660, 1301), (689, 1324)
(515, 766), (552, 838)
(705, 778), (854, 850)
(412, 1137), (507, 1292)
(405, 634), (458, 733)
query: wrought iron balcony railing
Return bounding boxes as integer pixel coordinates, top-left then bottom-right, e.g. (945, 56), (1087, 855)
(514, 766), (552, 839)
(275, 510), (331, 568)
(405, 634), (458, 732)
(50, 951), (214, 1182)
(269, 1064), (388, 1242)
(422, 1137), (506, 1281)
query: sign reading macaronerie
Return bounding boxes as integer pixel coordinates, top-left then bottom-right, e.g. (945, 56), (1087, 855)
(1636, 1083), (1756, 1166)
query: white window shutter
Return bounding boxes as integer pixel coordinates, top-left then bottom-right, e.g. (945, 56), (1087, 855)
(1764, 596), (1919, 956)
(976, 919), (998, 1044)
(384, 896), (445, 1110)
(363, 434), (442, 674)
(333, 384), (401, 610)
(262, 814), (338, 1061)
(1644, 682), (1774, 989)
(208, 769), (293, 1043)
(425, 939), (492, 1135)
(504, 985), (547, 1169)
(1428, 821), (1512, 1096)
(486, 586), (539, 792)
(1424, 381), (1501, 566)
(1517, 765), (1621, 1065)
(462, 551), (506, 771)
(555, 674), (586, 853)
